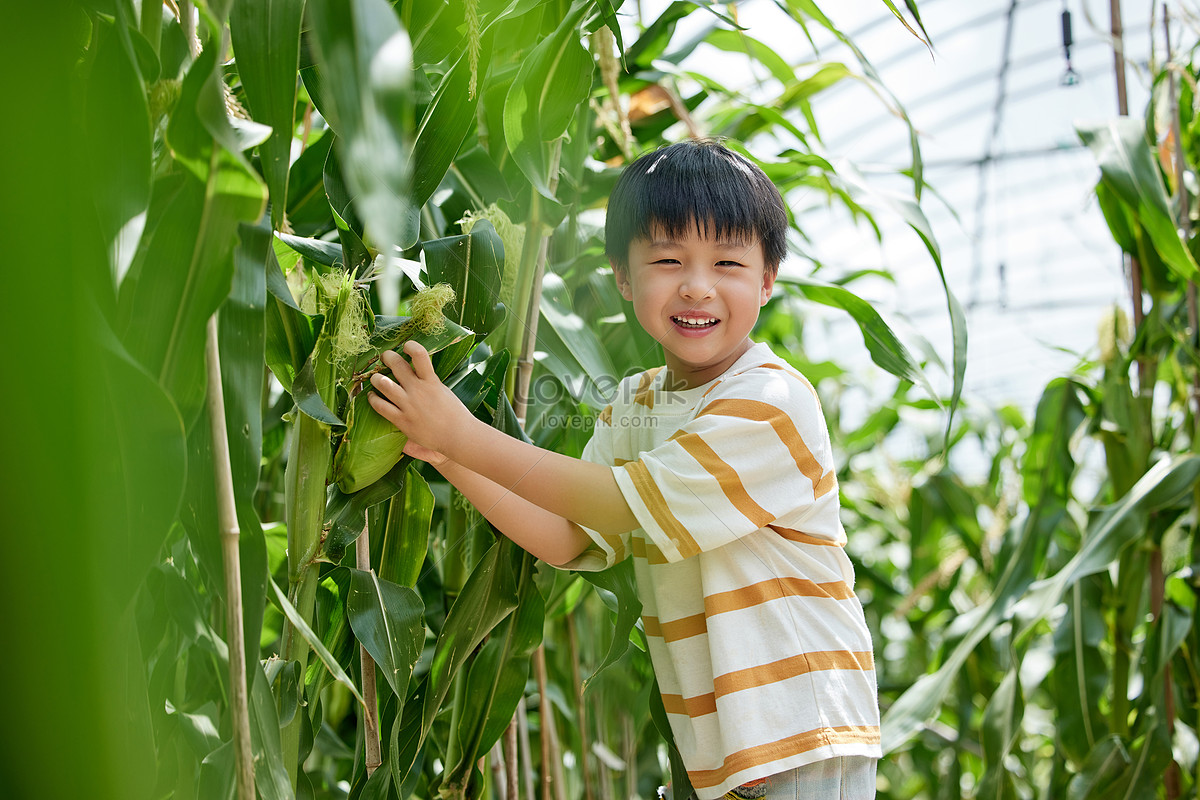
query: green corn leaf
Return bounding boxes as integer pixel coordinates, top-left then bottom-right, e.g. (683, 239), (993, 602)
(323, 143), (373, 276)
(86, 15), (151, 285)
(412, 35), (491, 209)
(1066, 736), (1131, 799)
(831, 163), (964, 450)
(881, 378), (1083, 753)
(1078, 118), (1200, 286)
(705, 28), (795, 86)
(977, 668), (1024, 800)
(775, 274), (934, 399)
(441, 550), (543, 794)
(307, 0), (419, 250)
(377, 465), (434, 587)
(277, 232), (345, 267)
(579, 558), (642, 688)
(503, 2), (591, 199)
(265, 245), (322, 393)
(230, 0), (305, 231)
(247, 665), (292, 800)
(270, 578), (366, 709)
(120, 47), (267, 427)
(415, 539), (522, 761)
(346, 568), (425, 699)
(1051, 577), (1108, 766)
(424, 222), (505, 337)
(1015, 454), (1200, 629)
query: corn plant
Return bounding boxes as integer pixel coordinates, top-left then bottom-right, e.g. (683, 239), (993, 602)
(22, 0), (951, 798)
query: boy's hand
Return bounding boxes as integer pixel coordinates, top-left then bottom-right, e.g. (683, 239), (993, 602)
(368, 341), (472, 464)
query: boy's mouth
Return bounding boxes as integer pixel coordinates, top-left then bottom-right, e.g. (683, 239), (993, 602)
(671, 315), (719, 329)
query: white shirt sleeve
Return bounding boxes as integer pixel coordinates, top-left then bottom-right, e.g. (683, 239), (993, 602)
(612, 369), (839, 562)
(556, 403), (633, 572)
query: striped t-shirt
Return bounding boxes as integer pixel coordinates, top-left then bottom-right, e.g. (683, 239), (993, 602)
(563, 342), (880, 799)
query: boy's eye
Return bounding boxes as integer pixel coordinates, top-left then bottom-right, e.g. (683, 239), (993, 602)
(717, 260), (743, 267)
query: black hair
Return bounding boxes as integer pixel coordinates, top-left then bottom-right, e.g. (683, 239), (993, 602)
(603, 139), (788, 274)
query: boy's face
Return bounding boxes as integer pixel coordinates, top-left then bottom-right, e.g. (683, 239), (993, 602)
(614, 225), (776, 389)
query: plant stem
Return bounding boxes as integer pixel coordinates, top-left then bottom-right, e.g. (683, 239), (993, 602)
(356, 527), (382, 776)
(205, 316), (255, 799)
(507, 141), (563, 416)
(279, 411), (332, 785)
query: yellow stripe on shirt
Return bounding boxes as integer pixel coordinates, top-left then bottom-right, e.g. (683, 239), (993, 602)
(668, 431), (774, 528)
(622, 460), (701, 557)
(769, 525), (844, 547)
(686, 725), (881, 791)
(660, 650), (876, 721)
(698, 398), (835, 498)
(631, 535), (668, 564)
(705, 577), (857, 617)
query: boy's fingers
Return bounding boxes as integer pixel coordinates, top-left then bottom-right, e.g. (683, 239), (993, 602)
(370, 371), (406, 405)
(367, 390), (401, 424)
(403, 340), (435, 380)
(380, 348), (406, 372)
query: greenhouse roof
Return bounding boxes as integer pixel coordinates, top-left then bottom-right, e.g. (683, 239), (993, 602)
(645, 0), (1168, 413)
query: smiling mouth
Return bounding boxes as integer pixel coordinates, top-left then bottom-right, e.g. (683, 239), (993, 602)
(672, 316), (719, 329)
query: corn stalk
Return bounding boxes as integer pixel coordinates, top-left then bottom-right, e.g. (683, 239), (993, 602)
(205, 315), (255, 798)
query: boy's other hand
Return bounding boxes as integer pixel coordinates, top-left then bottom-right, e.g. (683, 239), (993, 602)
(368, 341), (472, 462)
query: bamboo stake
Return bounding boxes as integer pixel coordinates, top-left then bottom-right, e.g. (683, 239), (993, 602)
(205, 315), (255, 799)
(504, 720), (520, 800)
(1160, 10), (1184, 797)
(534, 647), (563, 800)
(519, 697), (536, 800)
(356, 527), (382, 775)
(565, 613), (594, 800)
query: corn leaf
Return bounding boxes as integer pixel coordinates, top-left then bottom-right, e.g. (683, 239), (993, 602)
(1078, 118), (1200, 285)
(346, 568), (424, 699)
(578, 558), (641, 689)
(831, 163), (964, 450)
(119, 46), (267, 427)
(400, 538), (523, 783)
(503, 2), (591, 199)
(86, 14), (151, 285)
(412, 36), (491, 208)
(775, 274), (935, 399)
(307, 0), (419, 250)
(230, 0), (305, 231)
(377, 465), (434, 587)
(441, 550), (543, 794)
(270, 578), (367, 709)
(424, 222), (505, 336)
(248, 665), (293, 800)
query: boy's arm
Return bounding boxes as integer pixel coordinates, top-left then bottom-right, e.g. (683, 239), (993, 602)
(424, 457), (593, 566)
(368, 341), (640, 539)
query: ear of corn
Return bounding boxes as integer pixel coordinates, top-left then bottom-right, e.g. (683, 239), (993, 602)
(332, 289), (476, 493)
(332, 389), (409, 493)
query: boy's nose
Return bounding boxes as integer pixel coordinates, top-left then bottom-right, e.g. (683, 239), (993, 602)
(679, 271), (715, 299)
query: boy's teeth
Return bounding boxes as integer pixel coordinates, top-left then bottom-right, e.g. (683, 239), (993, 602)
(673, 316), (718, 328)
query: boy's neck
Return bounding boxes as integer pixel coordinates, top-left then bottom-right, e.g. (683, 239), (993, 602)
(660, 336), (757, 390)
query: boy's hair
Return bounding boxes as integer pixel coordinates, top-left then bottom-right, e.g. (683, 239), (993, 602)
(604, 139), (789, 275)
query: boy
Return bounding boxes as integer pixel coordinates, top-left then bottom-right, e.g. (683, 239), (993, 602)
(368, 139), (880, 799)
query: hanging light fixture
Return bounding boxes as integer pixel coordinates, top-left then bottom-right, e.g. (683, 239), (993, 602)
(1061, 1), (1081, 85)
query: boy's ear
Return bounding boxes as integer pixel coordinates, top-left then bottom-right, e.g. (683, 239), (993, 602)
(611, 261), (633, 301)
(760, 268), (778, 306)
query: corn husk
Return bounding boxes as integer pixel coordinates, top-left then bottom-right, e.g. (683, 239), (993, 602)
(332, 390), (409, 493)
